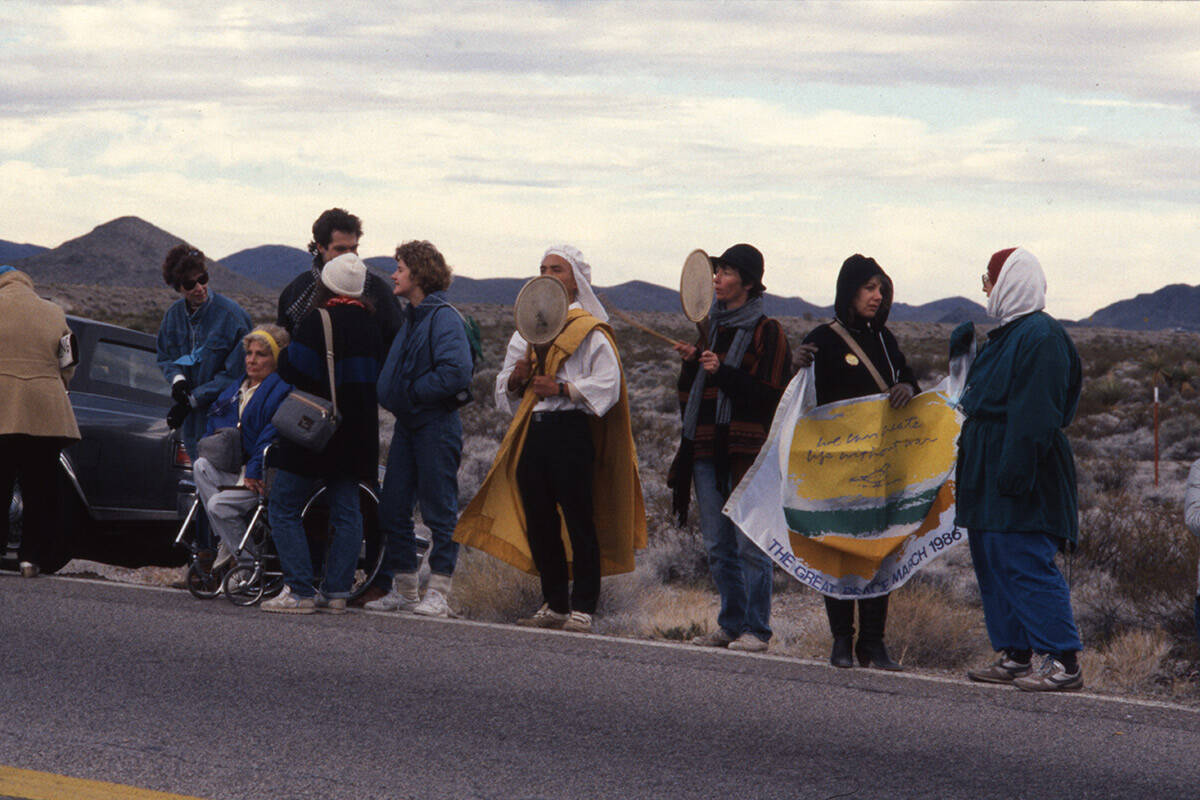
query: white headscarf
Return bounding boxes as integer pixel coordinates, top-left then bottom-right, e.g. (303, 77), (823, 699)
(543, 244), (608, 323)
(987, 247), (1046, 325)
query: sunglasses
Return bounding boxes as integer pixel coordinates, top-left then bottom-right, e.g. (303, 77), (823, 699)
(179, 272), (210, 291)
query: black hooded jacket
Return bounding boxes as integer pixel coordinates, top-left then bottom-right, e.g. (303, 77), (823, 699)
(802, 255), (919, 406)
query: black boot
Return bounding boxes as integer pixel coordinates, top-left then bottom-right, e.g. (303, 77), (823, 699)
(855, 639), (903, 671)
(824, 597), (855, 668)
(830, 636), (854, 668)
(856, 595), (903, 671)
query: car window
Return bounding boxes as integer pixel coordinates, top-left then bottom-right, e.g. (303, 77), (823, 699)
(89, 339), (170, 396)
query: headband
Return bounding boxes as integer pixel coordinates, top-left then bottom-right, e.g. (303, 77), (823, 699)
(247, 329), (281, 361)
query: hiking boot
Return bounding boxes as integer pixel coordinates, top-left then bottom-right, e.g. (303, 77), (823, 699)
(18, 561), (38, 579)
(261, 586), (316, 614)
(562, 611), (593, 633)
(364, 572), (420, 612)
(1013, 655), (1083, 693)
(967, 653), (1034, 684)
(314, 593), (347, 615)
(691, 628), (735, 648)
(516, 603), (568, 629)
(413, 574), (453, 618)
(728, 634), (769, 653)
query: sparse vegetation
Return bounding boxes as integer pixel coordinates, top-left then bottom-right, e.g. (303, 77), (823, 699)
(50, 284), (1200, 703)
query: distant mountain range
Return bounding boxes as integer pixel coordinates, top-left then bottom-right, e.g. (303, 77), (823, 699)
(5, 216), (1190, 330)
(6, 217), (265, 294)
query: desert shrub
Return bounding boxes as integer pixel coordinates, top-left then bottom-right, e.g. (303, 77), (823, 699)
(1078, 376), (1128, 416)
(1081, 629), (1172, 694)
(1074, 493), (1199, 648)
(885, 580), (986, 669)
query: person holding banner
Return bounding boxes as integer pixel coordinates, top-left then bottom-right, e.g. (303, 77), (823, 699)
(455, 245), (646, 634)
(671, 244), (793, 653)
(802, 254), (919, 670)
(957, 247), (1084, 692)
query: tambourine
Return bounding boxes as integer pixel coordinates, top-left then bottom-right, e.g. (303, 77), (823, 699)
(514, 275), (569, 345)
(680, 248), (715, 324)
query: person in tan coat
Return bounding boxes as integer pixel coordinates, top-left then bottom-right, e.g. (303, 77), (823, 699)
(0, 266), (81, 577)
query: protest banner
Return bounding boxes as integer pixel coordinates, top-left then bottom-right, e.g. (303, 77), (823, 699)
(725, 369), (965, 598)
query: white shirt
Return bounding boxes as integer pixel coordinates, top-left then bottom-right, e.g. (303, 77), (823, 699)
(494, 303), (621, 418)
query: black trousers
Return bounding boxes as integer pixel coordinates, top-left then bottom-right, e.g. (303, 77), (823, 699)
(825, 594), (890, 643)
(0, 434), (65, 566)
(516, 411), (600, 614)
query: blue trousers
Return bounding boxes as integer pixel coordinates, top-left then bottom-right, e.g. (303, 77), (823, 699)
(269, 469), (363, 598)
(968, 529), (1082, 656)
(694, 459), (773, 642)
(377, 413), (462, 582)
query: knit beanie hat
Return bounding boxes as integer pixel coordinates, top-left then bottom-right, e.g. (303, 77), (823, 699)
(987, 247), (1017, 285)
(712, 244), (766, 294)
(320, 253), (366, 298)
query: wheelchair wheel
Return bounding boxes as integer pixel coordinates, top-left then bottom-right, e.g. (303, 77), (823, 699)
(300, 480), (385, 601)
(223, 565), (264, 606)
(186, 561), (224, 599)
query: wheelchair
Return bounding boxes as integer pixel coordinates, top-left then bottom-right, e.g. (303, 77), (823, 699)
(174, 474), (385, 606)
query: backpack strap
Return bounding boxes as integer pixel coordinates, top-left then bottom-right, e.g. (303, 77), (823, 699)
(318, 308), (338, 416)
(828, 319), (889, 393)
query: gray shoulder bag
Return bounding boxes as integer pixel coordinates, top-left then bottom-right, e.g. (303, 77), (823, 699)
(271, 309), (341, 451)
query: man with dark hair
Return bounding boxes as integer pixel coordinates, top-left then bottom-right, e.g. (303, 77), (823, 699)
(276, 208), (402, 345)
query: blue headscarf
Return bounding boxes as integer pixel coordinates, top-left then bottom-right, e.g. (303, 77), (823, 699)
(0, 265), (16, 277)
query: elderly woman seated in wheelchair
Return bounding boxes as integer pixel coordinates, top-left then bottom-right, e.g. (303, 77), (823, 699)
(191, 325), (292, 578)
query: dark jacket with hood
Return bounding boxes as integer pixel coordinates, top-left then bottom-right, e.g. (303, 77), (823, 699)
(802, 256), (918, 406)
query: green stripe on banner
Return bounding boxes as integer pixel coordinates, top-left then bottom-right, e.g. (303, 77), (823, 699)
(784, 486), (942, 538)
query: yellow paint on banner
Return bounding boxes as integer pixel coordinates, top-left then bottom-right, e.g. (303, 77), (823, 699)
(0, 765), (207, 800)
(786, 481), (957, 580)
(787, 392), (958, 503)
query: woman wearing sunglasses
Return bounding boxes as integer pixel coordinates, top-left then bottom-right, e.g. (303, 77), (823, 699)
(155, 243), (253, 464)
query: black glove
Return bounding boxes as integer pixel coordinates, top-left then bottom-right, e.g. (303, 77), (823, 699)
(166, 402), (190, 430)
(171, 378), (193, 406)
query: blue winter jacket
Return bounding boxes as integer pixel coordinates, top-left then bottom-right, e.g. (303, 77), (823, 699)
(204, 372), (292, 481)
(156, 292), (253, 454)
(376, 292), (473, 429)
(953, 311), (1081, 544)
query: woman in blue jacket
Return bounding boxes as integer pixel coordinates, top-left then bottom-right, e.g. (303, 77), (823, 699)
(192, 325), (292, 571)
(155, 244), (253, 459)
(366, 240), (473, 618)
(956, 247), (1084, 692)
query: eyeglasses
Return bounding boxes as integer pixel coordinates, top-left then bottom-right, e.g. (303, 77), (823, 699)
(179, 272), (210, 291)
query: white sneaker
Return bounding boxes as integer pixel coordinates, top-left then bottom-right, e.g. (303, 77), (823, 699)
(728, 634), (769, 653)
(562, 611), (593, 633)
(364, 572), (419, 612)
(412, 588), (450, 617)
(213, 542), (233, 570)
(314, 593), (348, 615)
(516, 603), (569, 629)
(260, 586), (316, 614)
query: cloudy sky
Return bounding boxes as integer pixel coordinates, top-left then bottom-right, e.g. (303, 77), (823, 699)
(2, 1), (1199, 318)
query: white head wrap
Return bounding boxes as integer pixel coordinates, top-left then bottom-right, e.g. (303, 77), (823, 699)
(543, 244), (608, 323)
(987, 247), (1046, 325)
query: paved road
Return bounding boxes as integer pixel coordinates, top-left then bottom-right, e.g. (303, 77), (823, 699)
(2, 574), (1199, 800)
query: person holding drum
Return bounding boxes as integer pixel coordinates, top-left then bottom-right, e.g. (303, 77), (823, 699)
(671, 244), (793, 653)
(802, 254), (919, 670)
(455, 245), (645, 634)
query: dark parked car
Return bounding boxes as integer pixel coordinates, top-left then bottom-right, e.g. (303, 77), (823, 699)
(4, 315), (193, 572)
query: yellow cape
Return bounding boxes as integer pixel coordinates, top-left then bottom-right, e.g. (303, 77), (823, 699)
(454, 309), (647, 576)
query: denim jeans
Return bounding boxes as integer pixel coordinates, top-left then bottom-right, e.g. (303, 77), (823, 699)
(377, 413), (462, 582)
(969, 529), (1083, 656)
(694, 458), (773, 642)
(268, 469), (363, 598)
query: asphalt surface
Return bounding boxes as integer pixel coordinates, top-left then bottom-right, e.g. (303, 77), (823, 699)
(2, 574), (1199, 800)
